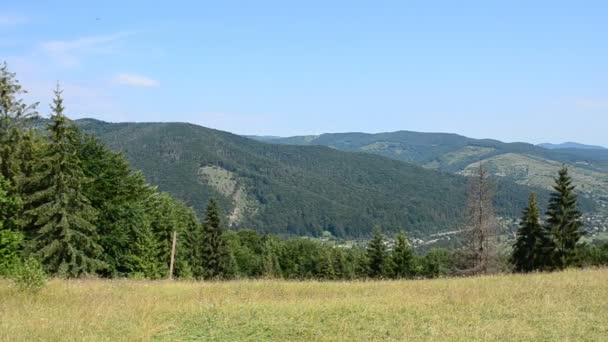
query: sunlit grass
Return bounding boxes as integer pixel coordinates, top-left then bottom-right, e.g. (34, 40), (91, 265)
(1, 269), (607, 341)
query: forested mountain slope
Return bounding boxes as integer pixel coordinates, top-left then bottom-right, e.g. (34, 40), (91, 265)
(253, 131), (608, 200)
(77, 119), (562, 238)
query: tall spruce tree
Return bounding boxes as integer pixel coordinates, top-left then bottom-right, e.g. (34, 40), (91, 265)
(511, 193), (548, 272)
(23, 86), (103, 277)
(391, 231), (414, 278)
(201, 199), (230, 279)
(0, 62), (38, 185)
(0, 175), (23, 275)
(545, 167), (584, 269)
(77, 135), (162, 277)
(367, 227), (387, 278)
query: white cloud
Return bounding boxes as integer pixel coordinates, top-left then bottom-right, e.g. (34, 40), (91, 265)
(40, 31), (137, 67)
(0, 13), (28, 26)
(113, 73), (160, 88)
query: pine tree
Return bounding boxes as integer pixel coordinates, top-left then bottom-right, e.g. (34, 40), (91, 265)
(511, 193), (549, 272)
(23, 86), (103, 277)
(545, 167), (584, 269)
(131, 224), (162, 279)
(77, 135), (163, 277)
(0, 175), (18, 231)
(367, 227), (387, 278)
(0, 62), (38, 185)
(391, 231), (414, 278)
(0, 174), (23, 275)
(201, 199), (230, 279)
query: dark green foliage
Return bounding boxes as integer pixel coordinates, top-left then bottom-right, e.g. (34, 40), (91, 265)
(77, 135), (160, 277)
(366, 227), (387, 278)
(511, 193), (549, 272)
(0, 175), (18, 231)
(200, 199), (230, 279)
(575, 243), (608, 266)
(422, 248), (452, 278)
(22, 88), (103, 277)
(75, 119), (553, 238)
(223, 230), (263, 277)
(147, 193), (198, 278)
(544, 167), (584, 269)
(0, 62), (39, 186)
(391, 231), (414, 278)
(130, 224), (162, 279)
(318, 248), (336, 280)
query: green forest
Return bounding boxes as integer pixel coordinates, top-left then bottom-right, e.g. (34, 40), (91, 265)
(71, 117), (591, 238)
(1, 63), (607, 283)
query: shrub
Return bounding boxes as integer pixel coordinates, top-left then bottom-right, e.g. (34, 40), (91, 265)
(12, 258), (47, 293)
(0, 229), (23, 276)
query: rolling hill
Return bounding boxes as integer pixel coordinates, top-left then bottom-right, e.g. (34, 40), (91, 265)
(75, 119), (557, 238)
(538, 142), (607, 150)
(252, 131), (608, 201)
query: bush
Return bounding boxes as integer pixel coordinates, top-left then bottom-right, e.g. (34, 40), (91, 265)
(12, 258), (46, 293)
(0, 229), (23, 276)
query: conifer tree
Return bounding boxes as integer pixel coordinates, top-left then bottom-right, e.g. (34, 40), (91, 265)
(545, 167), (584, 269)
(0, 175), (23, 275)
(201, 199), (230, 279)
(318, 248), (336, 280)
(0, 62), (38, 185)
(391, 231), (414, 278)
(23, 86), (103, 277)
(332, 248), (353, 280)
(0, 175), (18, 231)
(78, 135), (160, 276)
(131, 224), (162, 278)
(511, 193), (548, 272)
(367, 227), (387, 278)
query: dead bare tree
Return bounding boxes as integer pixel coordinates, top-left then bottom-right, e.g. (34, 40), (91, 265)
(461, 163), (498, 275)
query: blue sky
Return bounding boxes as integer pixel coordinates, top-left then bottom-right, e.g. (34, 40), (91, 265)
(2, 1), (607, 145)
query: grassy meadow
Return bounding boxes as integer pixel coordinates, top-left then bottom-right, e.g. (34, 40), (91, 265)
(1, 269), (607, 341)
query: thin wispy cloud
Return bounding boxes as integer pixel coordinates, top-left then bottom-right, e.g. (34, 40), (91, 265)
(0, 13), (28, 26)
(40, 30), (138, 67)
(574, 98), (608, 110)
(114, 73), (160, 88)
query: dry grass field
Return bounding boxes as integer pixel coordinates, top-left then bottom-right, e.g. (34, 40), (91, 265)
(1, 269), (607, 341)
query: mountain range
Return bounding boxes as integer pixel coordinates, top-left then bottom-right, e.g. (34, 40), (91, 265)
(74, 119), (584, 238)
(250, 131), (608, 202)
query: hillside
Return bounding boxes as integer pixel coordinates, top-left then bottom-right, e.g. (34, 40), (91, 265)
(75, 119), (550, 238)
(253, 131), (608, 200)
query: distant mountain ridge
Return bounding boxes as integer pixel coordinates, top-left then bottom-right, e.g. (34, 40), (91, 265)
(251, 130), (608, 201)
(538, 142), (607, 150)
